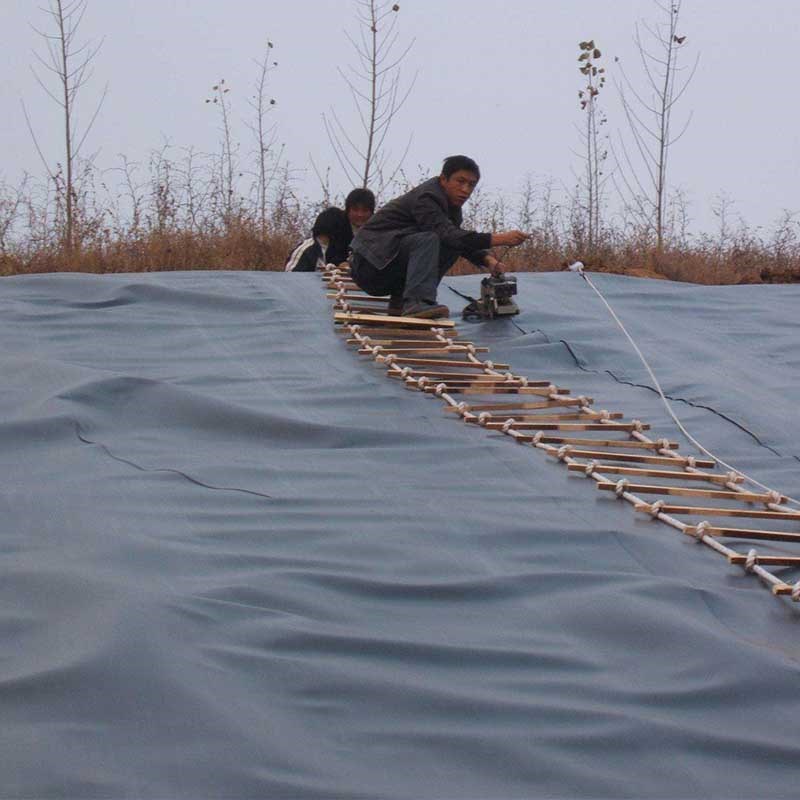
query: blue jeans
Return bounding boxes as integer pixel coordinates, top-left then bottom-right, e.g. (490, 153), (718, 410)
(351, 232), (459, 302)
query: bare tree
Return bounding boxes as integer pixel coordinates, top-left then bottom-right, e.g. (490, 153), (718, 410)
(23, 0), (107, 253)
(245, 41), (282, 237)
(323, 0), (415, 193)
(205, 79), (239, 226)
(613, 0), (698, 249)
(573, 39), (609, 252)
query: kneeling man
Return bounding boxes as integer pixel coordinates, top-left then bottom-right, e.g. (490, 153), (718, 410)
(349, 155), (528, 318)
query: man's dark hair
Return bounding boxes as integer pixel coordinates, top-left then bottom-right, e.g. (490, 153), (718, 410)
(312, 207), (351, 240)
(345, 187), (376, 212)
(441, 155), (481, 180)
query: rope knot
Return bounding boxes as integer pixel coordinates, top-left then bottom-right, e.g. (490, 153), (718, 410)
(767, 490), (782, 506)
(632, 419), (644, 432)
(434, 382), (447, 397)
(383, 354), (396, 366)
(599, 409), (611, 421)
(692, 521), (711, 541)
(399, 367), (411, 378)
(532, 431), (544, 445)
(518, 376), (529, 387)
(417, 377), (429, 388)
(478, 412), (492, 426)
(577, 395), (589, 407)
(504, 372), (515, 383)
(614, 479), (629, 498)
(501, 418), (517, 433)
(456, 402), (469, 416)
(484, 360), (494, 370)
(649, 500), (665, 518)
(556, 445), (572, 461)
(745, 549), (757, 573)
(466, 344), (476, 355)
(584, 460), (597, 476)
(657, 438), (671, 450)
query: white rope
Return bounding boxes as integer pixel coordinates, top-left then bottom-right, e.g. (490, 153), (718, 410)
(570, 263), (800, 508)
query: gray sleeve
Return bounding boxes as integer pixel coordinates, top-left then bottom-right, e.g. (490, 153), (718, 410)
(411, 192), (492, 254)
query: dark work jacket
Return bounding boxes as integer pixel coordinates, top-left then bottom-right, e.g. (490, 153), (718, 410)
(350, 177), (491, 269)
(284, 207), (353, 272)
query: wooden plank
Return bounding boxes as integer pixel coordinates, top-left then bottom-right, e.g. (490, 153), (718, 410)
(568, 463), (741, 484)
(413, 386), (553, 396)
(596, 481), (785, 503)
(443, 399), (590, 412)
(389, 357), (510, 369)
(686, 525), (800, 543)
(334, 312), (455, 329)
(474, 412), (589, 423)
(327, 293), (388, 301)
(359, 346), (490, 355)
(349, 338), (467, 346)
(533, 436), (678, 450)
(341, 327), (457, 339)
(634, 503), (800, 521)
(497, 422), (650, 432)
(728, 554), (800, 567)
(388, 371), (528, 382)
(555, 449), (714, 467)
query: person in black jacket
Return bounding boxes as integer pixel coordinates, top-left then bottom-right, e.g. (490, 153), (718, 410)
(349, 155), (528, 318)
(285, 188), (376, 272)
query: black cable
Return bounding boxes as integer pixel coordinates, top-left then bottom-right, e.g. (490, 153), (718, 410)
(72, 420), (274, 501)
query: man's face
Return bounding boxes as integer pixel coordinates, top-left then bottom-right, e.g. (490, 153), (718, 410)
(347, 204), (373, 229)
(439, 169), (479, 208)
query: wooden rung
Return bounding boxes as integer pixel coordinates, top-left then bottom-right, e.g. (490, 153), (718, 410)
(342, 327), (457, 339)
(348, 338), (467, 346)
(400, 374), (552, 386)
(554, 449), (713, 467)
(496, 422), (650, 432)
(772, 583), (798, 597)
(335, 304), (395, 314)
(334, 312), (455, 328)
(443, 399), (590, 412)
(359, 346), (490, 355)
(728, 554), (800, 567)
(415, 386), (549, 396)
(389, 371), (527, 382)
(476, 412), (589, 423)
(389, 357), (510, 369)
(568, 463), (740, 484)
(327, 292), (387, 301)
(686, 525), (800, 543)
(534, 436), (679, 450)
(597, 481), (785, 503)
(420, 381), (528, 391)
(635, 503), (800, 521)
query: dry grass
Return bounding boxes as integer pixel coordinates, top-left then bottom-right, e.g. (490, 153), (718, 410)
(2, 162), (799, 284)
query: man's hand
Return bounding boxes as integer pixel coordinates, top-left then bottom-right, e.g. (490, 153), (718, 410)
(484, 254), (506, 275)
(490, 230), (529, 247)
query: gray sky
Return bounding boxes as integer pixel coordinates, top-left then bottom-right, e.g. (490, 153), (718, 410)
(2, 0), (798, 235)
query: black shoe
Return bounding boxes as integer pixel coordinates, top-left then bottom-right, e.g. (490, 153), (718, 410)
(387, 293), (404, 316)
(401, 299), (450, 319)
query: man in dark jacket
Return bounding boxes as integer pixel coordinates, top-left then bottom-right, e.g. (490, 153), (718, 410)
(285, 188), (375, 272)
(349, 155), (528, 318)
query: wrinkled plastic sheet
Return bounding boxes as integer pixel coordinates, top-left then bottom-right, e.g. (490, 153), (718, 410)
(1, 269), (799, 799)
